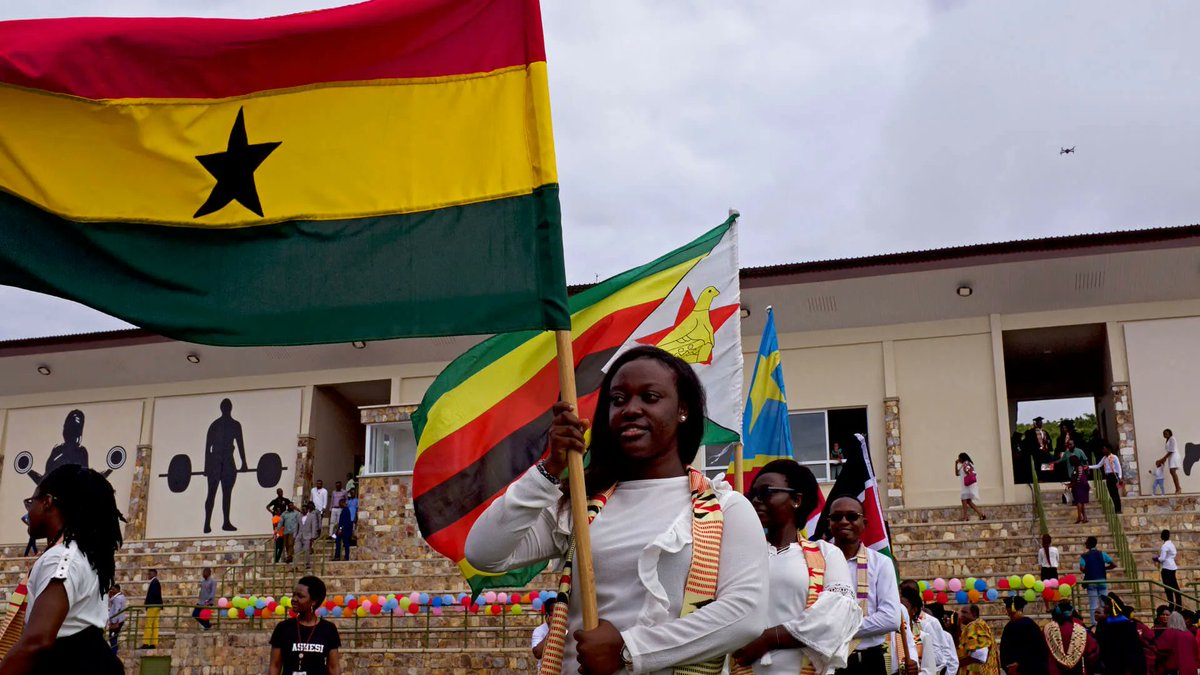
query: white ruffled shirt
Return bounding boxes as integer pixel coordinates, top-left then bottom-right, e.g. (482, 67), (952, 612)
(465, 469), (767, 674)
(918, 610), (958, 675)
(754, 539), (862, 674)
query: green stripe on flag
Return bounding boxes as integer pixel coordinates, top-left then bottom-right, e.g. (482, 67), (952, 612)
(0, 186), (569, 346)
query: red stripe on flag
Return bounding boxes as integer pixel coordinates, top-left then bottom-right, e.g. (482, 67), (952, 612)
(412, 301), (658, 497)
(0, 0), (547, 99)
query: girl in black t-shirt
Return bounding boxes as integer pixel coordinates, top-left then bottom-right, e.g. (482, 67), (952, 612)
(269, 575), (340, 675)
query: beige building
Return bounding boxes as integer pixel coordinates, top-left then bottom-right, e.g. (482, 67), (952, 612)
(1, 225), (1198, 545)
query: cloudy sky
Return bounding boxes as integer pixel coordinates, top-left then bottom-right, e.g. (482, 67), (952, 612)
(2, 1), (1198, 340)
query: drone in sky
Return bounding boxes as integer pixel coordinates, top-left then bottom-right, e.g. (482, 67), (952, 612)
(1059, 146), (1076, 155)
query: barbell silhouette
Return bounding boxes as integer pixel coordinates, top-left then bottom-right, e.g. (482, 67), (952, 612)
(12, 446), (126, 479)
(158, 452), (287, 493)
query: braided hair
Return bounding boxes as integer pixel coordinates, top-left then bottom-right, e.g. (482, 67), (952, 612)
(38, 465), (125, 595)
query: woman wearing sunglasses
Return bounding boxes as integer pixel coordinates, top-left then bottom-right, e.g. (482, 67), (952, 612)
(465, 346), (767, 675)
(731, 459), (862, 674)
(1, 465), (124, 674)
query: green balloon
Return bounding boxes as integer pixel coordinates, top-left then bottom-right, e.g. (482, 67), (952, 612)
(1023, 589), (1036, 603)
(1060, 584), (1072, 598)
(1008, 575), (1022, 589)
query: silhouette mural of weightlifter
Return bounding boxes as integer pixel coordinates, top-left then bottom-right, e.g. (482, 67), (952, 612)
(204, 398), (250, 533)
(28, 409), (91, 484)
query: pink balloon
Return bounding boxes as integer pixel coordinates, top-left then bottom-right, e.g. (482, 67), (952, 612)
(484, 591), (498, 604)
(497, 592), (509, 605)
(432, 606), (443, 616)
(948, 578), (963, 593)
(932, 578), (946, 592)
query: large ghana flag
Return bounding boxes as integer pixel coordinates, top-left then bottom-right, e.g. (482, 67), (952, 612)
(0, 0), (568, 346)
(413, 217), (742, 592)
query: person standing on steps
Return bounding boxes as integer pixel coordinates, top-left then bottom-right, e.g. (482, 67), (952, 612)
(280, 503), (300, 564)
(265, 488), (293, 517)
(1088, 443), (1123, 513)
(1157, 429), (1183, 495)
(327, 481), (345, 539)
(827, 495), (903, 675)
(268, 576), (341, 675)
(333, 497), (353, 561)
(139, 569), (162, 649)
(203, 398), (249, 533)
(296, 503), (320, 570)
(1150, 463), (1166, 496)
(1037, 534), (1061, 612)
(106, 585), (126, 655)
(1068, 456), (1090, 524)
(310, 480), (328, 534)
(1153, 529), (1181, 612)
(192, 567), (215, 630)
(955, 454), (986, 521)
(1079, 536), (1115, 618)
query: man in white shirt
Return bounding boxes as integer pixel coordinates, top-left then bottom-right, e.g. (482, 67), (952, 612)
(828, 496), (905, 675)
(899, 581), (956, 675)
(1088, 444), (1123, 513)
(1154, 529), (1181, 611)
(106, 584), (127, 655)
(310, 479), (329, 532)
(530, 597), (559, 672)
(328, 481), (346, 539)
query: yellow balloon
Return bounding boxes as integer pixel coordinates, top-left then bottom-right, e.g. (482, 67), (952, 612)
(227, 608), (238, 619)
(275, 605), (285, 616)
(356, 607), (367, 618)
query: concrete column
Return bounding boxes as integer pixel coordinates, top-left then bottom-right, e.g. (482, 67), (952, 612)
(125, 444), (153, 540)
(884, 397), (904, 508)
(1112, 382), (1140, 496)
(989, 314), (1016, 503)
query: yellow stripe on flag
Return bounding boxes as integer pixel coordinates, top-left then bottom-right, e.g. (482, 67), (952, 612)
(415, 256), (703, 457)
(0, 64), (556, 227)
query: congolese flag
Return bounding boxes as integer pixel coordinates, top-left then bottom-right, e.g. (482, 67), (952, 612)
(413, 218), (742, 592)
(0, 0), (568, 345)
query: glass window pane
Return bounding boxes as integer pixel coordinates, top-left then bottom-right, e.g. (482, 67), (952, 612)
(788, 412), (827, 463)
(367, 422), (417, 475)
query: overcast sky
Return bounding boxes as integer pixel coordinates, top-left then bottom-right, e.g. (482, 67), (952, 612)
(2, 1), (1199, 340)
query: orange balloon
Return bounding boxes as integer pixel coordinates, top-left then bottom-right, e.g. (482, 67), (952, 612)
(334, 595), (345, 606)
(967, 589), (982, 603)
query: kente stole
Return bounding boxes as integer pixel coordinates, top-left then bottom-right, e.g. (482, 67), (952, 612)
(539, 467), (726, 675)
(729, 538), (827, 675)
(0, 575), (29, 655)
(1044, 622), (1086, 670)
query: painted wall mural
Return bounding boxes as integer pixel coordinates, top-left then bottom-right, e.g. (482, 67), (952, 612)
(0, 401), (143, 544)
(147, 388), (300, 539)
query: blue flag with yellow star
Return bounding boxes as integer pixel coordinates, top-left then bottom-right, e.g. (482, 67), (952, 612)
(732, 307), (794, 489)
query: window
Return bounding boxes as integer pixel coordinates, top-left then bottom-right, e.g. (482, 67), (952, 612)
(789, 407), (868, 483)
(365, 421), (417, 475)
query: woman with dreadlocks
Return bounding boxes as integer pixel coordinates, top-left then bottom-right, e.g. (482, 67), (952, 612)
(466, 346), (766, 674)
(0, 465), (124, 674)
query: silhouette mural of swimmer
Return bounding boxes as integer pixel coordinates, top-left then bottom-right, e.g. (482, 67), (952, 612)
(28, 409), (92, 484)
(204, 398), (250, 533)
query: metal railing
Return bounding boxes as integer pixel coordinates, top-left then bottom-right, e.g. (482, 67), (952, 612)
(1030, 458), (1049, 536)
(1092, 468), (1139, 590)
(111, 602), (540, 653)
(1077, 577), (1198, 614)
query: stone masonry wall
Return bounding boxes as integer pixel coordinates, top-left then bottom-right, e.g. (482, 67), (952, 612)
(1112, 382), (1140, 496)
(124, 444), (153, 540)
(130, 632), (540, 674)
(884, 397), (904, 508)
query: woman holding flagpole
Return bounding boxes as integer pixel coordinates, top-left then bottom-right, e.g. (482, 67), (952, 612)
(732, 459), (861, 674)
(465, 345), (767, 675)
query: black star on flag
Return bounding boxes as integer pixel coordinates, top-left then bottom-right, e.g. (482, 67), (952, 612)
(193, 107), (281, 218)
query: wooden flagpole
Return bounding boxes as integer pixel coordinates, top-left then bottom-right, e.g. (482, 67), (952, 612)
(554, 330), (599, 629)
(733, 442), (745, 493)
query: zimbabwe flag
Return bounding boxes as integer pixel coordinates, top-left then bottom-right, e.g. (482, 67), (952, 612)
(413, 217), (742, 592)
(0, 0), (568, 345)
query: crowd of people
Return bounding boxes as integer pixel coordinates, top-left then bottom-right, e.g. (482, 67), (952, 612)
(267, 477), (360, 565)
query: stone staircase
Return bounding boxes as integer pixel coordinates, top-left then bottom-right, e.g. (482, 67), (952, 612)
(888, 493), (1199, 629)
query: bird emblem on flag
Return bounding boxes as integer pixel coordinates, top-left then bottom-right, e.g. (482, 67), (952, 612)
(635, 285), (738, 364)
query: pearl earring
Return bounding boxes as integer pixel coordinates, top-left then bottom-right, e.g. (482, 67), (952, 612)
(680, 414), (687, 422)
